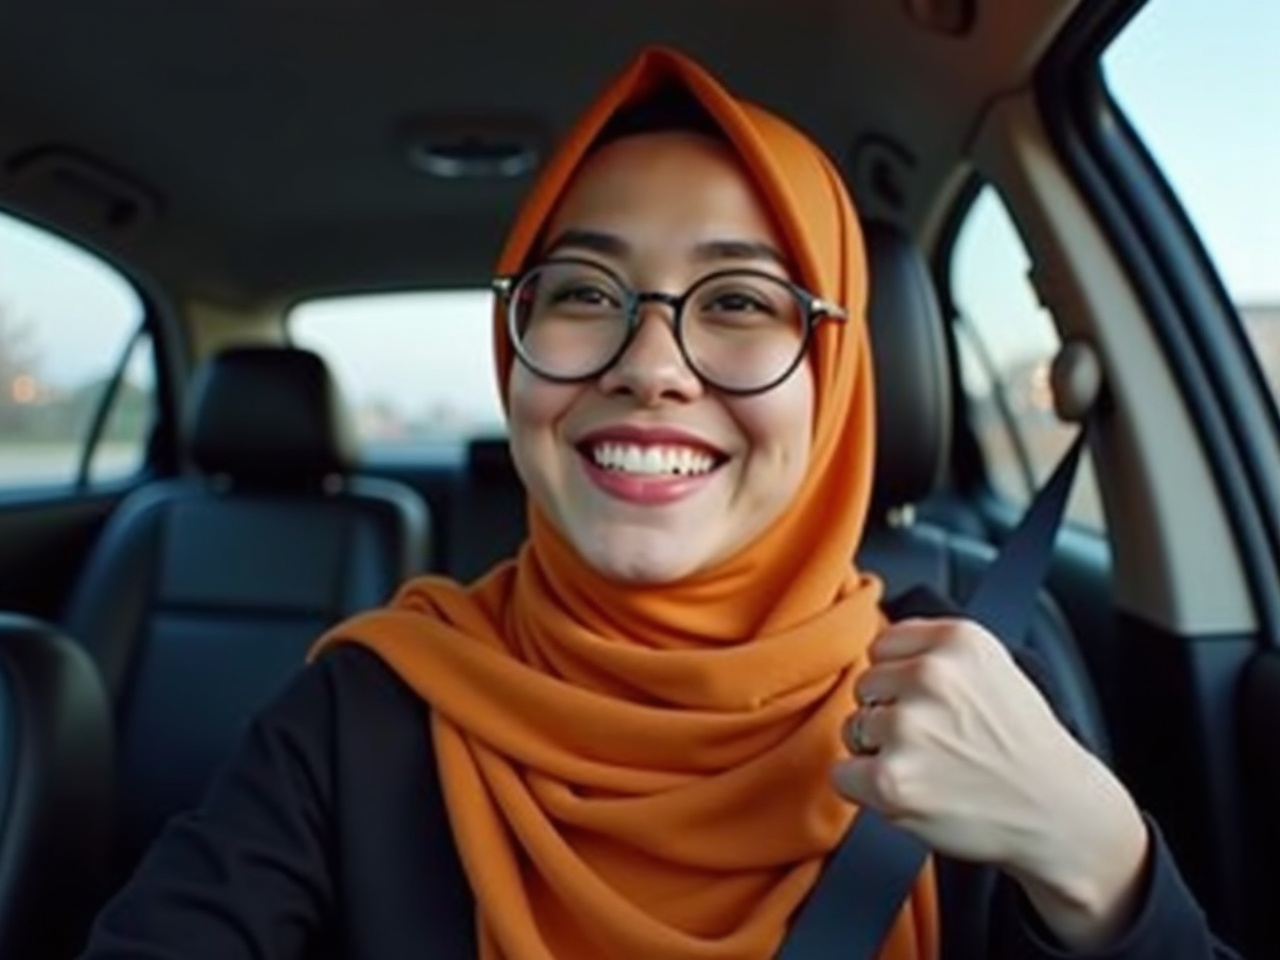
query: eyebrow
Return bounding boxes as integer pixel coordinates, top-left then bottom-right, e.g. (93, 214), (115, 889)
(693, 239), (787, 267)
(544, 229), (629, 259)
(544, 229), (788, 268)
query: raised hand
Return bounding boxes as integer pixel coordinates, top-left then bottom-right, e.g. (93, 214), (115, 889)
(832, 617), (1150, 950)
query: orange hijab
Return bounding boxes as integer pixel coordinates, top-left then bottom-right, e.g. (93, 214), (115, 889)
(314, 46), (938, 960)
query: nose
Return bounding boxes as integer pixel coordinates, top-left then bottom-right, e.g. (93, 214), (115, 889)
(596, 301), (703, 404)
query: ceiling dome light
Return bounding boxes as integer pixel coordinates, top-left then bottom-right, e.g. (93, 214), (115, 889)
(399, 117), (543, 180)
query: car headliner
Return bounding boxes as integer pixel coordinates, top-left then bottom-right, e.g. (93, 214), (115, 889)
(0, 0), (1077, 307)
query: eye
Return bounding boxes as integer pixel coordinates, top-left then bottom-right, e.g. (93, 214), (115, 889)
(531, 263), (626, 314)
(697, 279), (785, 318)
(550, 282), (619, 308)
(706, 289), (773, 313)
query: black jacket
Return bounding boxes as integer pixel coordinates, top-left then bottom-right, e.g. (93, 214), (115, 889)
(77, 639), (1239, 960)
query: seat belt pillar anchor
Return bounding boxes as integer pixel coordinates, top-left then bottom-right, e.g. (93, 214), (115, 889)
(1052, 339), (1103, 425)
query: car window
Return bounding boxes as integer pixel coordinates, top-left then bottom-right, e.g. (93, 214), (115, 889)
(949, 186), (1104, 530)
(1103, 1), (1280, 402)
(0, 210), (152, 491)
(289, 290), (506, 453)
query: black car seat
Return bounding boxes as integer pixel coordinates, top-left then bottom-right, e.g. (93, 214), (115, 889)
(60, 345), (431, 878)
(450, 435), (528, 583)
(0, 613), (113, 960)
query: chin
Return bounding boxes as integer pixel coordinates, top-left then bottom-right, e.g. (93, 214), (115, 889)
(573, 526), (711, 585)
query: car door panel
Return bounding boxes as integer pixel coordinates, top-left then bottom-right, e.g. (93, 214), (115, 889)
(0, 493), (121, 620)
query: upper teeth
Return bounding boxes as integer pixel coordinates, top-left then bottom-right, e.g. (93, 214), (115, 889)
(590, 443), (717, 476)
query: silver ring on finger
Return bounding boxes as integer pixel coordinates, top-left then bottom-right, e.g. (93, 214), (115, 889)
(849, 706), (879, 756)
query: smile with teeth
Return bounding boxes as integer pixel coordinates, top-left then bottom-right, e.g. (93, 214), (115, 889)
(587, 442), (720, 477)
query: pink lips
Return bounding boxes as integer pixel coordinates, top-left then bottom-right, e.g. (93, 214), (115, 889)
(574, 424), (726, 506)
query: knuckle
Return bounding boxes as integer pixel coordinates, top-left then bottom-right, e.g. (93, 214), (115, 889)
(880, 703), (913, 744)
(868, 758), (918, 817)
(956, 622), (995, 656)
(952, 619), (1008, 664)
(910, 654), (950, 694)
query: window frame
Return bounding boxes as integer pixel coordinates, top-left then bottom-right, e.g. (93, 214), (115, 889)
(0, 206), (178, 497)
(933, 176), (1050, 509)
(1029, 7), (1278, 950)
(80, 321), (160, 487)
(1036, 0), (1280, 645)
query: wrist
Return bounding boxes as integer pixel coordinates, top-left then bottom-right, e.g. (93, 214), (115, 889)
(1006, 754), (1150, 948)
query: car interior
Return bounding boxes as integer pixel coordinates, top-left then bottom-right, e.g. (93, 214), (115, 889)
(0, 0), (1276, 957)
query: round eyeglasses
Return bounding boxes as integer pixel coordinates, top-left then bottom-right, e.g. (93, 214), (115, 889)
(492, 258), (847, 396)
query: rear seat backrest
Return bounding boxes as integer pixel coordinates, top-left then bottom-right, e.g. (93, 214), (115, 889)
(452, 436), (528, 583)
(60, 346), (431, 877)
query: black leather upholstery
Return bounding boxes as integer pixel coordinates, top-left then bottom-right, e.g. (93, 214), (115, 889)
(451, 436), (528, 583)
(0, 613), (113, 960)
(862, 220), (952, 510)
(187, 346), (357, 486)
(855, 221), (1110, 758)
(61, 346), (431, 876)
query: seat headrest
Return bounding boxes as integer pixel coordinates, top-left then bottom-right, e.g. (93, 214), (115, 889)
(185, 346), (357, 485)
(864, 220), (953, 508)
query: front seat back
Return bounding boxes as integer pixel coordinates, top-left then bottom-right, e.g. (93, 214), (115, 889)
(61, 346), (431, 876)
(0, 613), (113, 960)
(855, 220), (1110, 758)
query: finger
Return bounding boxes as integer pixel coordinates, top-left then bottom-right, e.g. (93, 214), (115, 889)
(868, 620), (947, 664)
(831, 754), (878, 806)
(843, 709), (874, 757)
(853, 660), (920, 705)
(869, 617), (978, 664)
(841, 701), (894, 756)
(830, 756), (910, 821)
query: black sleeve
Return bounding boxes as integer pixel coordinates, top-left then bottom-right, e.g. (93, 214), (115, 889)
(990, 818), (1243, 959)
(76, 652), (350, 960)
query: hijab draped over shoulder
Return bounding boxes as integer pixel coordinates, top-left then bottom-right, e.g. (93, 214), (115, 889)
(313, 45), (938, 960)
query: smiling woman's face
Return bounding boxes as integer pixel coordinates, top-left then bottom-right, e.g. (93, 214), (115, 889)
(506, 130), (815, 584)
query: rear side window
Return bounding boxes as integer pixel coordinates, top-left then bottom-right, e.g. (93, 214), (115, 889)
(948, 186), (1103, 530)
(0, 210), (153, 491)
(289, 290), (505, 452)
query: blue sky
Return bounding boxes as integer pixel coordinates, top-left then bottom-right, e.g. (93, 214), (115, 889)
(1, 0), (1276, 428)
(1103, 0), (1280, 305)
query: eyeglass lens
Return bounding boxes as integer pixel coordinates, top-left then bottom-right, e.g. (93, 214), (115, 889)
(509, 261), (808, 392)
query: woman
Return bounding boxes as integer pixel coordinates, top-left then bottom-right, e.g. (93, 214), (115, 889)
(79, 46), (1235, 960)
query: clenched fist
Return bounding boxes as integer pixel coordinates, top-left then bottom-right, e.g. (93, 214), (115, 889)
(832, 617), (1150, 950)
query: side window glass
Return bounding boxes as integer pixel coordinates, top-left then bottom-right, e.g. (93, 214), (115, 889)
(289, 290), (504, 454)
(0, 210), (151, 491)
(1103, 3), (1280, 408)
(88, 330), (157, 484)
(949, 186), (1103, 530)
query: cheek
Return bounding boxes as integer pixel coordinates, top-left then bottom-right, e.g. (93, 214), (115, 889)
(505, 365), (580, 495)
(732, 366), (815, 480)
(508, 364), (600, 444)
(506, 364), (559, 431)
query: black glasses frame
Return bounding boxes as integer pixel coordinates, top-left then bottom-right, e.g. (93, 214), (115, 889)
(492, 257), (848, 396)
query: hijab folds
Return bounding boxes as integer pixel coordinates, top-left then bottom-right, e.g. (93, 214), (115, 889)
(313, 45), (938, 960)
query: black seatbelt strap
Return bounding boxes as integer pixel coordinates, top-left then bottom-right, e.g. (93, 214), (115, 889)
(775, 809), (929, 960)
(962, 422), (1092, 648)
(776, 420), (1095, 960)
